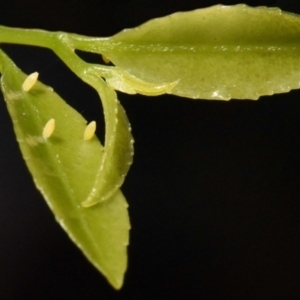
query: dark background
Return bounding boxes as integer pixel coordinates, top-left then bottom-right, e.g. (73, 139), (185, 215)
(0, 0), (300, 299)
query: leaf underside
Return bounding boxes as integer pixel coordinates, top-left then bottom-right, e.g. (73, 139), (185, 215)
(0, 50), (129, 289)
(102, 4), (300, 100)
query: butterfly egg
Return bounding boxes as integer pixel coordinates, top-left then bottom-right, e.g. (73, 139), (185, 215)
(83, 121), (96, 141)
(102, 55), (110, 64)
(43, 118), (55, 139)
(22, 72), (39, 92)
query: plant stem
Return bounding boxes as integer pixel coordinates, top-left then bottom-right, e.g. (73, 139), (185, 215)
(0, 25), (115, 88)
(0, 25), (113, 53)
(0, 24), (121, 160)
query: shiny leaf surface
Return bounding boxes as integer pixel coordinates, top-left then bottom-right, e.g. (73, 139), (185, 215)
(103, 5), (300, 100)
(81, 74), (134, 207)
(0, 50), (129, 289)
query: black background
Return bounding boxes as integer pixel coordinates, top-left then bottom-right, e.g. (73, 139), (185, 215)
(0, 0), (300, 299)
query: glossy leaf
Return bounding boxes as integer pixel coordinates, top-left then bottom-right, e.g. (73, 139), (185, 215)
(102, 4), (300, 100)
(0, 50), (129, 289)
(105, 67), (178, 96)
(80, 73), (134, 207)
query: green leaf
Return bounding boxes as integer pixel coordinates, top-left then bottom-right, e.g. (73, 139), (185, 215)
(81, 73), (134, 207)
(0, 49), (129, 289)
(105, 67), (178, 96)
(102, 4), (300, 100)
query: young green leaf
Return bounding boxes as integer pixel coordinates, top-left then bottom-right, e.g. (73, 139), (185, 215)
(80, 73), (134, 207)
(105, 67), (178, 96)
(101, 4), (300, 100)
(0, 49), (130, 289)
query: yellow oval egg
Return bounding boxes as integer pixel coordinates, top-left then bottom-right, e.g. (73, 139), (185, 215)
(22, 72), (39, 92)
(43, 118), (55, 139)
(102, 55), (110, 64)
(83, 121), (96, 140)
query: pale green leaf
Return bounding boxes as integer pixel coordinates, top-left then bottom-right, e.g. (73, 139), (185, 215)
(80, 73), (134, 207)
(105, 67), (178, 96)
(0, 49), (129, 289)
(102, 4), (300, 100)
